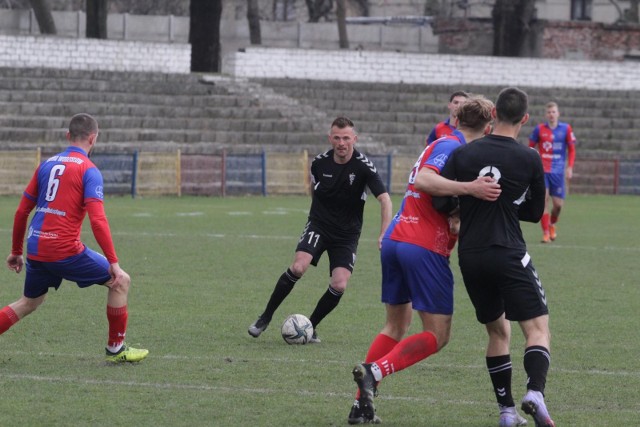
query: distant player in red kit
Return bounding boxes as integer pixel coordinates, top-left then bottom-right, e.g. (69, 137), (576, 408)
(2, 113), (148, 363)
(529, 102), (577, 243)
(425, 91), (470, 146)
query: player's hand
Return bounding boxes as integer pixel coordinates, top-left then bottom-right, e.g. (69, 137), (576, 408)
(469, 176), (501, 201)
(6, 254), (24, 273)
(107, 262), (130, 291)
(566, 166), (573, 180)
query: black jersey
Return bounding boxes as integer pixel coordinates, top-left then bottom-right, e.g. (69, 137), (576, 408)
(308, 149), (387, 236)
(438, 134), (546, 253)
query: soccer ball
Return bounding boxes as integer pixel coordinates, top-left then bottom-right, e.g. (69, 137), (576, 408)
(281, 314), (313, 345)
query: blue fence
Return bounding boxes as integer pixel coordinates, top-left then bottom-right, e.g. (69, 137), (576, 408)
(5, 150), (639, 198)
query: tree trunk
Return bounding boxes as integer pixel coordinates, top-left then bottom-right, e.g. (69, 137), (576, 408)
(30, 0), (57, 34)
(492, 0), (536, 57)
(629, 0), (639, 23)
(306, 0), (333, 22)
(247, 0), (261, 44)
(352, 0), (369, 16)
(189, 0), (223, 72)
(336, 0), (348, 49)
(86, 0), (108, 39)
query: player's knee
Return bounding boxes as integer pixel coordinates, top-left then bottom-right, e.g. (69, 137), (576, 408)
(289, 264), (307, 278)
(330, 281), (348, 293)
(119, 276), (131, 294)
(111, 276), (131, 296)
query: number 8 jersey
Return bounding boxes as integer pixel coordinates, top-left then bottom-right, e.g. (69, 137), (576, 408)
(21, 146), (108, 262)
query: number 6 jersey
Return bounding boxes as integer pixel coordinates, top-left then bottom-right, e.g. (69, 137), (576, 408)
(13, 146), (117, 263)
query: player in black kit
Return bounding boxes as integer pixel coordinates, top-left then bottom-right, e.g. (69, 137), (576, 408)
(249, 117), (392, 343)
(434, 88), (555, 427)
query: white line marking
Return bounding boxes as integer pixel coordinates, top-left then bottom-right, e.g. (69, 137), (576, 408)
(2, 351), (638, 378)
(176, 212), (204, 217)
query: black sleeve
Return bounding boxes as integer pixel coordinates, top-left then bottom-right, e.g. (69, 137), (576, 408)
(366, 162), (388, 197)
(518, 153), (546, 223)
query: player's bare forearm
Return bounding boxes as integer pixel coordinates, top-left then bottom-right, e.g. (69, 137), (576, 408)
(417, 168), (500, 200)
(377, 193), (392, 250)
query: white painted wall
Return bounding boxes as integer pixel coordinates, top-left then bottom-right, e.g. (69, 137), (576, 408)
(0, 35), (190, 74)
(223, 47), (640, 90)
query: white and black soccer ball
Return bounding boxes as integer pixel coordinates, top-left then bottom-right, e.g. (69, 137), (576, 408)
(281, 314), (313, 345)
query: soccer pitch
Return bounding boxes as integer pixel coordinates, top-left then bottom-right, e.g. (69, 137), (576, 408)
(0, 194), (638, 426)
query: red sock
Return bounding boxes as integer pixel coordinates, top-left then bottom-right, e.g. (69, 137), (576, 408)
(355, 333), (399, 399)
(373, 331), (438, 379)
(107, 305), (128, 348)
(550, 215), (558, 225)
(0, 306), (19, 335)
(365, 333), (399, 363)
(541, 213), (550, 233)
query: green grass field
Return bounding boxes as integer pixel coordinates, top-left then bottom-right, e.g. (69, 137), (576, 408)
(0, 194), (639, 426)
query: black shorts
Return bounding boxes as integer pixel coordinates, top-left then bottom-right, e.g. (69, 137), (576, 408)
(458, 246), (549, 324)
(295, 221), (359, 274)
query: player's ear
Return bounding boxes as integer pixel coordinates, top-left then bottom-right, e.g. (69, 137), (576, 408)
(66, 131), (72, 142)
(521, 113), (530, 126)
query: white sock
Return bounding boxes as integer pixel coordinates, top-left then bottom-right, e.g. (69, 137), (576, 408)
(107, 343), (124, 354)
(370, 363), (383, 381)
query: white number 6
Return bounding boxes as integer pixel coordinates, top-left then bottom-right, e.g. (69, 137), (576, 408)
(45, 165), (66, 202)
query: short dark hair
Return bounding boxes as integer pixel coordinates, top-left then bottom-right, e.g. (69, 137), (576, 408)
(456, 96), (494, 132)
(495, 87), (528, 125)
(449, 91), (469, 102)
(331, 116), (355, 131)
(68, 113), (98, 141)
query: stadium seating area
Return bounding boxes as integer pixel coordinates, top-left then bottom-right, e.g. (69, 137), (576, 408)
(1, 67), (639, 194)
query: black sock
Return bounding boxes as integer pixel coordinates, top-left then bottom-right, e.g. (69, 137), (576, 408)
(487, 354), (515, 408)
(524, 345), (550, 394)
(309, 286), (343, 329)
(261, 268), (300, 322)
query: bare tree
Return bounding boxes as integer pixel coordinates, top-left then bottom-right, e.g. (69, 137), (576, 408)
(631, 0), (640, 22)
(86, 0), (107, 39)
(305, 0), (333, 22)
(247, 0), (261, 44)
(336, 0), (348, 48)
(189, 0), (223, 72)
(492, 0), (536, 57)
(352, 0), (369, 16)
(30, 0), (57, 34)
(611, 0), (640, 22)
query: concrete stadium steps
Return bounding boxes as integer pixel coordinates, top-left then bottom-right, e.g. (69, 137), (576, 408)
(0, 90), (260, 108)
(0, 67), (336, 154)
(0, 68), (222, 96)
(0, 115), (320, 134)
(254, 78), (640, 157)
(2, 67), (639, 161)
(1, 103), (285, 120)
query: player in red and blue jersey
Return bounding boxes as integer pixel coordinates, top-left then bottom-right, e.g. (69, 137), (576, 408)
(349, 97), (506, 424)
(529, 102), (577, 243)
(425, 91), (469, 146)
(2, 113), (148, 363)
